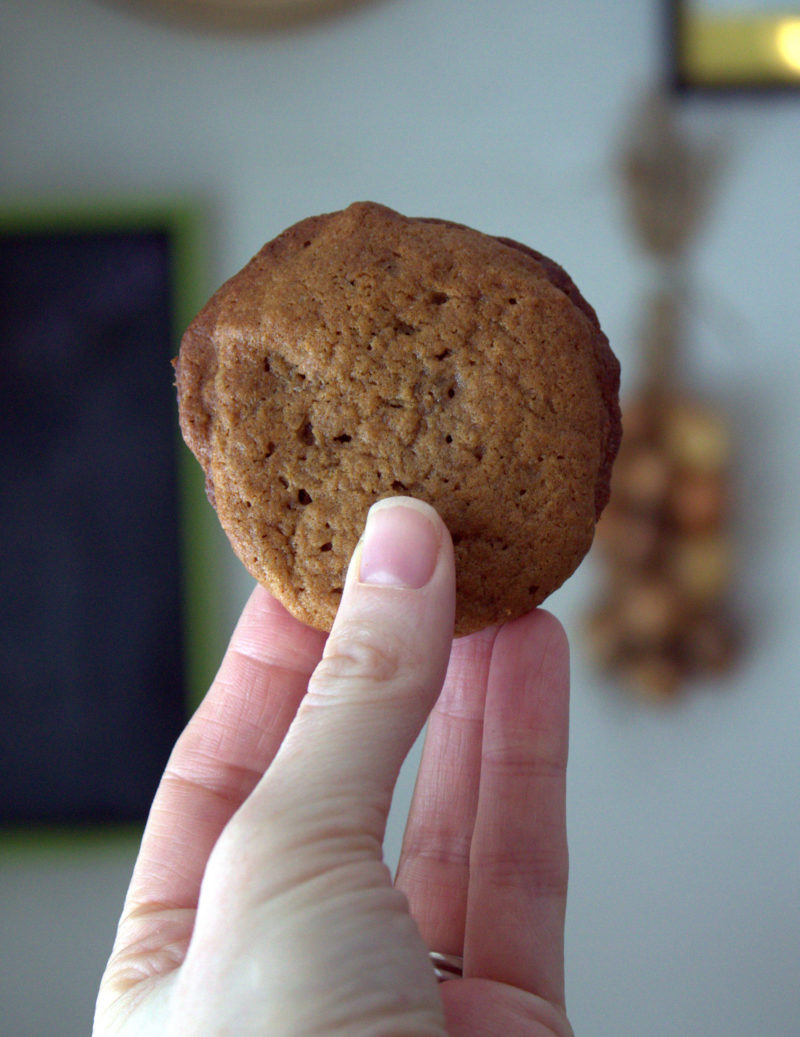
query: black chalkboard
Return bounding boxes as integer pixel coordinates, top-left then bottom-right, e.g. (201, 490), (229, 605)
(0, 211), (198, 826)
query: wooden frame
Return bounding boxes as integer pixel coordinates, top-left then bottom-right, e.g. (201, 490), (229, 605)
(114, 0), (373, 30)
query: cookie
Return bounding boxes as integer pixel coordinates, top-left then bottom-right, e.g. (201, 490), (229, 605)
(176, 201), (621, 635)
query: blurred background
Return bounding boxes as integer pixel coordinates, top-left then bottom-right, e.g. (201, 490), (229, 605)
(1, 1), (798, 1034)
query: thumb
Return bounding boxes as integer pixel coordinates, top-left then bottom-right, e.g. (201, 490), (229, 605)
(172, 498), (455, 1036)
(254, 495), (456, 847)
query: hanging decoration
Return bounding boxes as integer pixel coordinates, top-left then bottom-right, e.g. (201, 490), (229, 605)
(586, 92), (742, 700)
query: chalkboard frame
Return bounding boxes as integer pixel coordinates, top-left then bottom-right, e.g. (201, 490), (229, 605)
(0, 199), (221, 848)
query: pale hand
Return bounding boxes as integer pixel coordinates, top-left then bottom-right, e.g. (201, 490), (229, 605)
(95, 498), (573, 1036)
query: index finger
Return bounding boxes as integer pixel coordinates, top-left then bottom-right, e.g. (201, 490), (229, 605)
(394, 624), (499, 956)
(124, 584), (326, 914)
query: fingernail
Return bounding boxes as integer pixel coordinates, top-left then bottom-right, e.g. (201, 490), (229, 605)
(359, 498), (441, 589)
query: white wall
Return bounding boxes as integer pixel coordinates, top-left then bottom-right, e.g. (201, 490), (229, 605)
(2, 1), (799, 1034)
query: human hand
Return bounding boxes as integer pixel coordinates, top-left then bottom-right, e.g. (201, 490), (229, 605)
(95, 497), (572, 1036)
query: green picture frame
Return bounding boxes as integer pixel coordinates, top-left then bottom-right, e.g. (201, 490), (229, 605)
(0, 199), (222, 850)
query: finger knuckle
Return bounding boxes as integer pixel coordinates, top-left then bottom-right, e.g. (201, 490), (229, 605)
(312, 622), (403, 690)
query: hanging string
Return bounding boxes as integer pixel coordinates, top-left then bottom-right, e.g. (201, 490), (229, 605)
(585, 89), (742, 701)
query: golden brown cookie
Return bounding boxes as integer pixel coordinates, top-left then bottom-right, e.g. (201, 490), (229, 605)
(176, 202), (621, 635)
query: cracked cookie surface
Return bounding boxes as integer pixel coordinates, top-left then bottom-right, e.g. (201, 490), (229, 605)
(176, 201), (621, 635)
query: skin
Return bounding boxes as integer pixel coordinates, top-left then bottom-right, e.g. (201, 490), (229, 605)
(94, 497), (573, 1036)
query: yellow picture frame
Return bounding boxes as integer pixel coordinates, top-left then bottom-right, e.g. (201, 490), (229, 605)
(671, 2), (800, 89)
